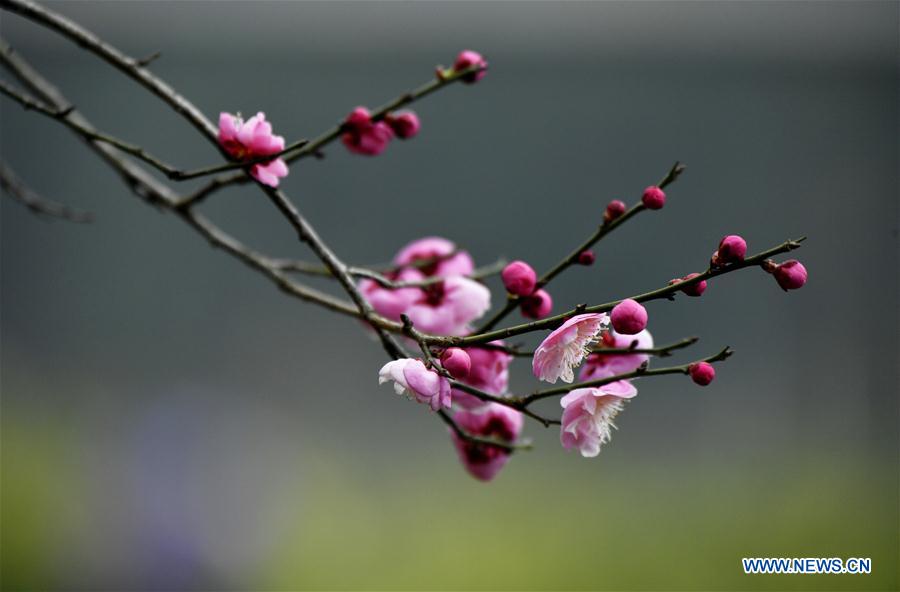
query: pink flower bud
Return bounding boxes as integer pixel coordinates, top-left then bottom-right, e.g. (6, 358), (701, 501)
(604, 199), (626, 222)
(344, 107), (372, 132)
(441, 347), (471, 379)
(577, 250), (596, 266)
(501, 260), (538, 296)
(641, 186), (666, 210)
(679, 272), (707, 297)
(521, 289), (553, 319)
(386, 111), (420, 139)
(610, 298), (648, 335)
(688, 362), (715, 386)
(717, 235), (747, 264)
(453, 50), (488, 83)
(773, 259), (808, 291)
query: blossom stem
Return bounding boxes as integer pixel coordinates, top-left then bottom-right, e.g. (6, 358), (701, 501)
(474, 161), (686, 333)
(516, 346), (734, 406)
(436, 410), (533, 453)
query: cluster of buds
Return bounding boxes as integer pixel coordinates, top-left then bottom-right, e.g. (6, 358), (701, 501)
(501, 261), (554, 320)
(341, 106), (420, 156)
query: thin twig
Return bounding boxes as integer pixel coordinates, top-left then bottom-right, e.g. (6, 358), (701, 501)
(475, 161), (686, 333)
(0, 159), (93, 222)
(516, 346), (734, 406)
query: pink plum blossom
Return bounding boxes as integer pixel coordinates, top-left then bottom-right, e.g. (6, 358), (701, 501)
(605, 199), (626, 222)
(360, 237), (488, 336)
(533, 313), (609, 384)
(641, 186), (666, 210)
(560, 381), (638, 457)
(452, 343), (513, 410)
(773, 260), (807, 291)
(218, 112), (288, 187)
(394, 236), (474, 278)
(689, 362), (716, 386)
(453, 50), (488, 83)
(717, 235), (747, 263)
(610, 298), (648, 335)
(450, 403), (523, 481)
(577, 250), (596, 266)
(379, 358), (451, 410)
(342, 106), (394, 156)
(520, 289), (553, 319)
(441, 347), (471, 379)
(672, 272), (707, 297)
(361, 271), (490, 336)
(386, 111), (421, 139)
(579, 329), (654, 382)
(501, 260), (537, 296)
(402, 276), (491, 336)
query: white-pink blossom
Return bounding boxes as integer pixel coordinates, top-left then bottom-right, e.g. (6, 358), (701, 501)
(532, 313), (609, 383)
(560, 381), (637, 457)
(378, 358), (451, 411)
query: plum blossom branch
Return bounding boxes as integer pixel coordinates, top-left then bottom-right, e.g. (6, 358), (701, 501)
(476, 161), (686, 333)
(0, 159), (93, 222)
(3, 0), (811, 474)
(177, 63), (486, 207)
(516, 346), (734, 407)
(423, 237), (807, 348)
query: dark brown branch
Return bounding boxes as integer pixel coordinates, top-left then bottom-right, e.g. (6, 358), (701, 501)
(0, 159), (92, 222)
(2, 0), (220, 142)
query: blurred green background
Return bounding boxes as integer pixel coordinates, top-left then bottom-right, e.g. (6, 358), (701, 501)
(1, 1), (897, 590)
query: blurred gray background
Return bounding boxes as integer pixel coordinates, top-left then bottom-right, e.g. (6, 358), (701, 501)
(1, 2), (898, 590)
